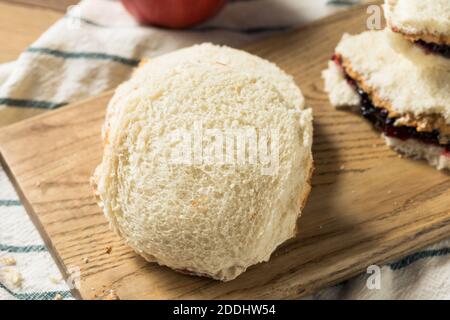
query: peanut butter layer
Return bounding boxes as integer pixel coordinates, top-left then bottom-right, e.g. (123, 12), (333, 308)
(391, 27), (450, 46)
(340, 56), (450, 143)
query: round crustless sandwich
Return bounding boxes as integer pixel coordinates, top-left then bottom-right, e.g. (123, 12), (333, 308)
(92, 43), (313, 281)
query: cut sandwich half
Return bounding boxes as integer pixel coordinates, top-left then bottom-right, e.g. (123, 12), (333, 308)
(322, 30), (450, 170)
(384, 0), (450, 60)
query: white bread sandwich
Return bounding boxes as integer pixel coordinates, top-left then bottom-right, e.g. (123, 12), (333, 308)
(92, 43), (313, 281)
(384, 0), (450, 60)
(386, 28), (450, 70)
(322, 30), (450, 170)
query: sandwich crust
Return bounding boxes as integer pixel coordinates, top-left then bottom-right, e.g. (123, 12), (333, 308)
(392, 29), (450, 46)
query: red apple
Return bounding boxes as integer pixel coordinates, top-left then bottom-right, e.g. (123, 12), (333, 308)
(120, 0), (226, 29)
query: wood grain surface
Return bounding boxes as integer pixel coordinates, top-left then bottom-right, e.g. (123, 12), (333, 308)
(0, 0), (78, 12)
(0, 3), (449, 300)
(0, 1), (65, 127)
(0, 2), (63, 63)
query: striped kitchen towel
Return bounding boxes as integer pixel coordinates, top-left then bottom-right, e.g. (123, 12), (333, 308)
(0, 0), (448, 300)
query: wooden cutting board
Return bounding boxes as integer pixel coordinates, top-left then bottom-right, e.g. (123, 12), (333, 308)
(1, 3), (449, 300)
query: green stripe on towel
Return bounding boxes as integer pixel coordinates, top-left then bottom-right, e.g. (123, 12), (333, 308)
(327, 0), (358, 5)
(0, 98), (67, 109)
(389, 247), (450, 271)
(26, 47), (140, 66)
(65, 15), (106, 27)
(0, 244), (47, 253)
(191, 25), (292, 34)
(0, 282), (72, 300)
(0, 200), (21, 206)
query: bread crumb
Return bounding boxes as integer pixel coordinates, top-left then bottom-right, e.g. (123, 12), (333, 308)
(54, 293), (63, 300)
(1, 257), (16, 266)
(104, 289), (120, 300)
(340, 165), (345, 170)
(387, 190), (392, 194)
(12, 271), (23, 287)
(83, 257), (89, 264)
(49, 275), (61, 284)
(3, 268), (23, 288)
(105, 246), (112, 254)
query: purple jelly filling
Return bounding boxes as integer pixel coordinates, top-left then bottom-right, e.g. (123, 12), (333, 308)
(415, 40), (450, 59)
(354, 84), (449, 152)
(332, 56), (449, 152)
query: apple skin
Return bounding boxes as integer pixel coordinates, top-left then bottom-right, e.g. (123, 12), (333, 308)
(120, 0), (227, 29)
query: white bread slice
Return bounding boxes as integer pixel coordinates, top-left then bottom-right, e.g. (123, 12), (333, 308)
(321, 60), (360, 109)
(92, 44), (313, 281)
(103, 43), (305, 142)
(334, 29), (450, 124)
(384, 135), (450, 170)
(386, 29), (450, 70)
(384, 0), (450, 44)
